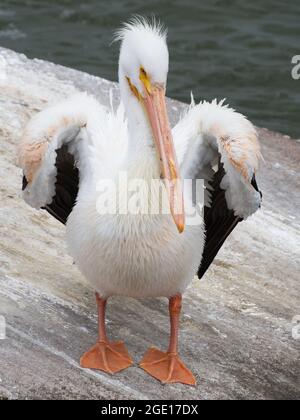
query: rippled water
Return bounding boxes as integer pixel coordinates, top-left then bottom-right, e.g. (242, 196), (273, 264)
(0, 0), (299, 137)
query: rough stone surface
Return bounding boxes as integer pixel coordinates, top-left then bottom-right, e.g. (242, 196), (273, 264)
(0, 47), (299, 400)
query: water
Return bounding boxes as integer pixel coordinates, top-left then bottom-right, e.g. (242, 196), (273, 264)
(0, 0), (299, 138)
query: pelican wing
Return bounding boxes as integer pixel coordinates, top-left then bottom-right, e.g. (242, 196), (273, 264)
(19, 93), (113, 224)
(173, 100), (263, 278)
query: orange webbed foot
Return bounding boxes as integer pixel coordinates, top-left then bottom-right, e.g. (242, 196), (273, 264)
(140, 347), (196, 386)
(80, 341), (133, 374)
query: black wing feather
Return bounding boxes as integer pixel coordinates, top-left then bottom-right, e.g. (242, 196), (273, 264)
(43, 145), (79, 225)
(197, 163), (242, 279)
(22, 176), (29, 191)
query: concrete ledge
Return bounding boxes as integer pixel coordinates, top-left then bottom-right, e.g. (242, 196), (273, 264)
(0, 47), (299, 400)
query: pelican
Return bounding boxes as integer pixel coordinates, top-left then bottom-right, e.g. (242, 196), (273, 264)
(18, 18), (262, 386)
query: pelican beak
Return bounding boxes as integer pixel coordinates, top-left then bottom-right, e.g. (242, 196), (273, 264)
(140, 72), (185, 233)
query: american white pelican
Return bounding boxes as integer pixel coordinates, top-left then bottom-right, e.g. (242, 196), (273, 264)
(18, 18), (262, 386)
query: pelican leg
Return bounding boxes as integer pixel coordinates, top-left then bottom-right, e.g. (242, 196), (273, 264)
(140, 294), (196, 386)
(80, 293), (133, 374)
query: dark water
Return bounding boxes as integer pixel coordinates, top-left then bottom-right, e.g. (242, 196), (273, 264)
(0, 0), (299, 138)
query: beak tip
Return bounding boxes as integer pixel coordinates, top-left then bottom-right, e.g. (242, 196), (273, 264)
(178, 225), (185, 234)
(172, 209), (185, 234)
(176, 220), (185, 234)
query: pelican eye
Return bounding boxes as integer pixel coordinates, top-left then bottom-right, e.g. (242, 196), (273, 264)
(140, 67), (146, 75)
(139, 67), (152, 94)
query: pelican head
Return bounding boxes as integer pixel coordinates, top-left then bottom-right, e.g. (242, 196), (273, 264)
(116, 18), (185, 233)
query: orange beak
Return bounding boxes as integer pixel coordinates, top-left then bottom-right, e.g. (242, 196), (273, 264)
(142, 83), (185, 233)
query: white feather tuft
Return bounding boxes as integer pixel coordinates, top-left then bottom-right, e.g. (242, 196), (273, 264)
(190, 91), (196, 108)
(114, 15), (167, 44)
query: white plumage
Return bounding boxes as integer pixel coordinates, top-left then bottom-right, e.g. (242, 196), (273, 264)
(18, 17), (262, 385)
